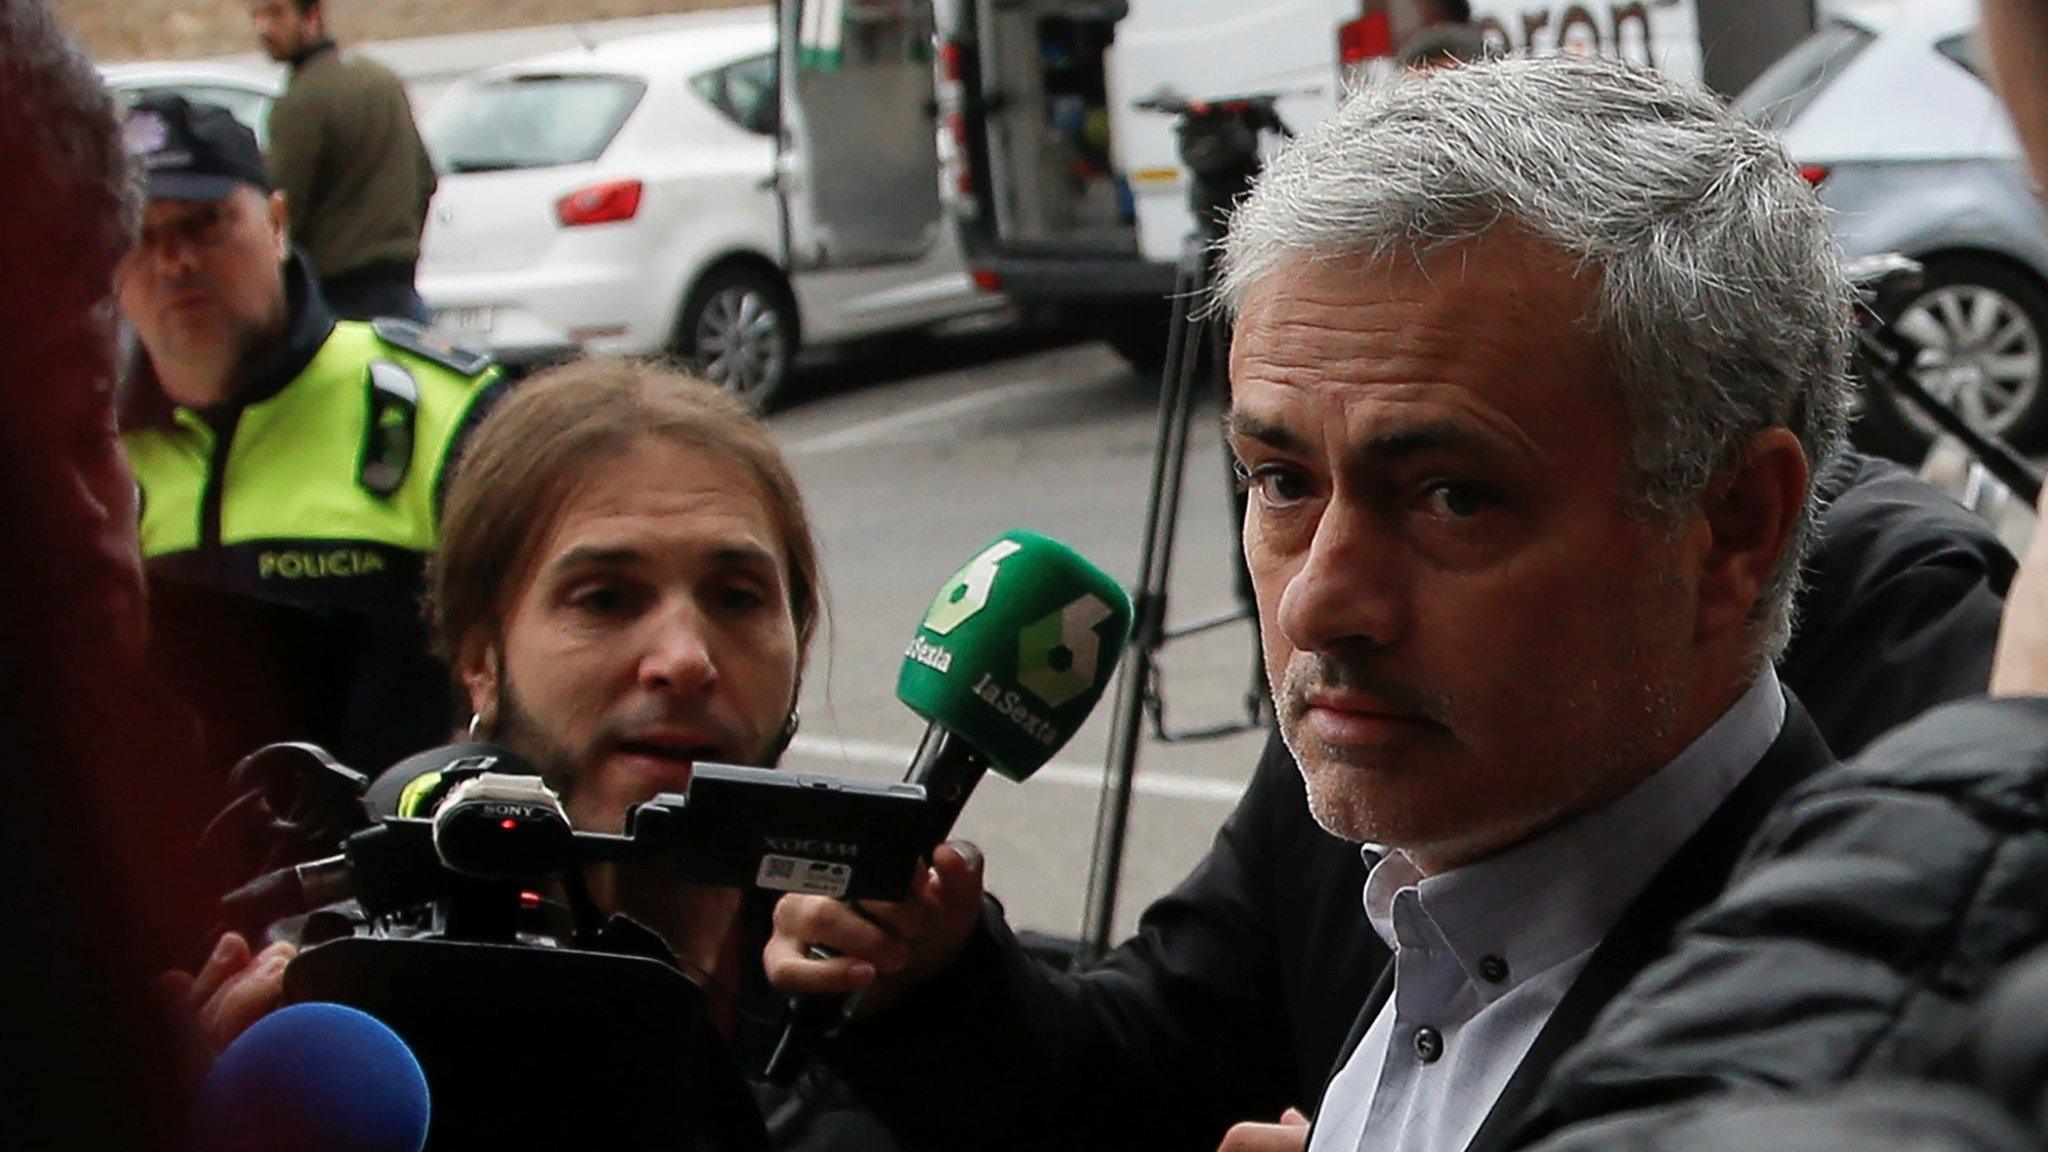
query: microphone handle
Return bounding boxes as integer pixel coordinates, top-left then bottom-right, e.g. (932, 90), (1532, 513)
(906, 725), (993, 849)
(763, 727), (992, 1085)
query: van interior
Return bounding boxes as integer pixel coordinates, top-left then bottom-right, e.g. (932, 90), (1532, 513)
(977, 0), (1140, 256)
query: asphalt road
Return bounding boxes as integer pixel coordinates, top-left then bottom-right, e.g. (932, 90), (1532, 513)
(767, 331), (1276, 943)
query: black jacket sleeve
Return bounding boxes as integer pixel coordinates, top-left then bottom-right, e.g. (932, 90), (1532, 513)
(1779, 452), (2014, 757)
(821, 736), (1380, 1152)
(1527, 1083), (2038, 1152)
(1515, 697), (2048, 1149)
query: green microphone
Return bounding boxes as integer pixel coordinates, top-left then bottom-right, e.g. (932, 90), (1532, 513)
(764, 530), (1132, 1083)
(894, 530), (1134, 834)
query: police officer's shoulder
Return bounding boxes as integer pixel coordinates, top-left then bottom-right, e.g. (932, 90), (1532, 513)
(369, 317), (497, 380)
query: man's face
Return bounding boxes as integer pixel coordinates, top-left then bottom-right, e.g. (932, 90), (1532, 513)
(461, 437), (802, 835)
(116, 188), (290, 400)
(248, 0), (321, 62)
(1227, 234), (1708, 873)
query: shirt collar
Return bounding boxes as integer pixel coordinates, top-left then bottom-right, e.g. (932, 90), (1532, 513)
(1361, 665), (1785, 999)
(290, 38), (339, 70)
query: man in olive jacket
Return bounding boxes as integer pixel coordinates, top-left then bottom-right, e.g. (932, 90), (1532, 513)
(248, 0), (437, 323)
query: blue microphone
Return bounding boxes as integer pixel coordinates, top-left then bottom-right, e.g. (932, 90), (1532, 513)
(191, 1002), (431, 1152)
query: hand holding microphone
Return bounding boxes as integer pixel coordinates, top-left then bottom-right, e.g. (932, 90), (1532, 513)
(765, 839), (988, 1009)
(763, 531), (1132, 1071)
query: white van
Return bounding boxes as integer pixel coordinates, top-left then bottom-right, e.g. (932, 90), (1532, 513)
(863, 0), (1818, 371)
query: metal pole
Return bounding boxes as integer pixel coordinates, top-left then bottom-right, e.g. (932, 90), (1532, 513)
(1078, 237), (1213, 961)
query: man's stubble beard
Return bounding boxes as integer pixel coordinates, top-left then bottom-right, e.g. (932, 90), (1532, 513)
(1276, 561), (1691, 856)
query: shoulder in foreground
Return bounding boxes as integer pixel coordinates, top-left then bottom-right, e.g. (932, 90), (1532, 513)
(367, 318), (498, 382)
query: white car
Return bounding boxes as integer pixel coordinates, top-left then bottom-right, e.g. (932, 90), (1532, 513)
(100, 61), (284, 147)
(417, 15), (999, 409)
(1739, 0), (2048, 455)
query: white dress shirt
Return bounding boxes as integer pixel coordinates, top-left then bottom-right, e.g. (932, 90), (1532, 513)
(1308, 667), (1787, 1152)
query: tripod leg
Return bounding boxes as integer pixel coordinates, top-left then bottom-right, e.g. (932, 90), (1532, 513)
(1078, 239), (1212, 961)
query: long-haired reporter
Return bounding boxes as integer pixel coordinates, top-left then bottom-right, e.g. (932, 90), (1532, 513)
(162, 359), (917, 1147)
(0, 1), (214, 1145)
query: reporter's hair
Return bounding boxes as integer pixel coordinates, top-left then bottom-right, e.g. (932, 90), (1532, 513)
(1216, 53), (1853, 661)
(428, 358), (823, 675)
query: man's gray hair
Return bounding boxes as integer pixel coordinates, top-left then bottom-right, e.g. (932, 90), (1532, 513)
(1218, 54), (1853, 661)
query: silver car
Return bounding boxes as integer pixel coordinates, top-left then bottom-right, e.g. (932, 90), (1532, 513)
(1738, 0), (2048, 457)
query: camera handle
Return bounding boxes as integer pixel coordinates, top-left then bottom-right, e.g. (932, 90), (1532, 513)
(1080, 94), (1292, 961)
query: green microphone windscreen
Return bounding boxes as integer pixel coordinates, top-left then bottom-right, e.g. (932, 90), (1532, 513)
(896, 531), (1134, 781)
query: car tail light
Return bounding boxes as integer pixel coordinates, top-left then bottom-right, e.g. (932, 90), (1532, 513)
(936, 40), (978, 217)
(555, 179), (643, 227)
(970, 268), (1002, 293)
(1798, 164), (1832, 187)
(1338, 11), (1394, 67)
(1337, 9), (1395, 92)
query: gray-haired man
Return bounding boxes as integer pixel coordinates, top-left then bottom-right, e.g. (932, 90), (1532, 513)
(762, 54), (2002, 1152)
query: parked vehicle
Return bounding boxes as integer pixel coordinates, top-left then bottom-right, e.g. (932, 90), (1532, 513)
(416, 15), (1000, 409)
(1738, 0), (2048, 456)
(888, 0), (1814, 376)
(100, 61), (283, 146)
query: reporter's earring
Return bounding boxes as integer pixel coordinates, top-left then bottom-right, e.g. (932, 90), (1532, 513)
(764, 707), (802, 763)
(467, 709), (495, 741)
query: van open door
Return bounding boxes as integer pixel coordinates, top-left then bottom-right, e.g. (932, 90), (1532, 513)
(774, 0), (947, 270)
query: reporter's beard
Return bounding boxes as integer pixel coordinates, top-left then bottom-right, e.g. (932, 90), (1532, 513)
(486, 676), (747, 990)
(481, 680), (584, 816)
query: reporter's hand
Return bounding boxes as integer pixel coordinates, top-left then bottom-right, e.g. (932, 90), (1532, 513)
(764, 840), (984, 1016)
(1992, 485), (2048, 696)
(158, 931), (297, 1055)
(1217, 1108), (1310, 1152)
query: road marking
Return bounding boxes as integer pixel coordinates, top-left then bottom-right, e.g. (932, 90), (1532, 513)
(786, 734), (1248, 805)
(783, 364), (1112, 457)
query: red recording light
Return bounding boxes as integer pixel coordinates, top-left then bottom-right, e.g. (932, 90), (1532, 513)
(1798, 164), (1832, 187)
(555, 179), (644, 227)
(970, 268), (1003, 293)
(1337, 12), (1394, 65)
(500, 817), (518, 831)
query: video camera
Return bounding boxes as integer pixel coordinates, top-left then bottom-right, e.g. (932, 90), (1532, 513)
(217, 740), (940, 1152)
(1132, 89), (1293, 234)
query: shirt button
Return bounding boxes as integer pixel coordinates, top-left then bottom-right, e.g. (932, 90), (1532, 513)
(1413, 1026), (1444, 1064)
(1479, 955), (1509, 984)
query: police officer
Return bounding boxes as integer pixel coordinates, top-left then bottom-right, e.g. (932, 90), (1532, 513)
(116, 95), (502, 796)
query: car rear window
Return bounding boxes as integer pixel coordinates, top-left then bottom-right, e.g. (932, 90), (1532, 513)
(1935, 30), (1985, 80)
(425, 74), (646, 173)
(1734, 20), (1875, 132)
(691, 52), (778, 136)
